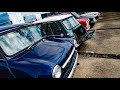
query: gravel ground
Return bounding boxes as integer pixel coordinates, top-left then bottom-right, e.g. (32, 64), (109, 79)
(73, 56), (120, 78)
(93, 20), (120, 30)
(93, 12), (120, 30)
(73, 12), (120, 78)
(77, 12), (120, 54)
(77, 29), (120, 54)
(98, 12), (120, 22)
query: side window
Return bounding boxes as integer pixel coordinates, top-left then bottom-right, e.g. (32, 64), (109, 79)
(50, 23), (62, 35)
(42, 23), (52, 35)
(41, 23), (63, 36)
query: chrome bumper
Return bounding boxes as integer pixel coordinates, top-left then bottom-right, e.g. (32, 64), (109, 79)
(68, 51), (78, 78)
(82, 29), (96, 42)
(62, 47), (75, 68)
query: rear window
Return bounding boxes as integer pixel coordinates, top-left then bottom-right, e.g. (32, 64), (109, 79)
(62, 16), (80, 30)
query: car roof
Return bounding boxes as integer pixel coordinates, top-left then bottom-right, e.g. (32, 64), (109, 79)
(0, 23), (31, 33)
(33, 14), (72, 24)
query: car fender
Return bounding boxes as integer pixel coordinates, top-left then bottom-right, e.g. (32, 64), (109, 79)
(77, 18), (90, 30)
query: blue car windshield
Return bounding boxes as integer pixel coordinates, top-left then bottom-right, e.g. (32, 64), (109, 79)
(0, 25), (42, 56)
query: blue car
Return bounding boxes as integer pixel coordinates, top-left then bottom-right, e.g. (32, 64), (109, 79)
(0, 23), (78, 78)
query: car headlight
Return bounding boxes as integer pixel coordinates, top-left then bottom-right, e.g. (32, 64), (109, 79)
(52, 65), (62, 78)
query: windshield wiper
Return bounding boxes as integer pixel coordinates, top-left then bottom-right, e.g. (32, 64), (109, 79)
(27, 43), (36, 50)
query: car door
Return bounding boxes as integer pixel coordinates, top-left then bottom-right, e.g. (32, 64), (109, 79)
(50, 22), (64, 36)
(42, 22), (65, 38)
(0, 54), (13, 78)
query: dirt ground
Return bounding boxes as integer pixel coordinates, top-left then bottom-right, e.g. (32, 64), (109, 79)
(77, 29), (120, 54)
(73, 12), (120, 78)
(77, 12), (120, 54)
(73, 56), (120, 78)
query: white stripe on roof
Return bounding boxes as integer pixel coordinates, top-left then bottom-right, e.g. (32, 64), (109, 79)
(33, 14), (72, 24)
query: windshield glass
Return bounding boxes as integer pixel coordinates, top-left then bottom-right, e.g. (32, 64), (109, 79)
(62, 16), (80, 30)
(0, 25), (42, 56)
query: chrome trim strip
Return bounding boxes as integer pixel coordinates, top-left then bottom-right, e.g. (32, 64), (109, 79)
(68, 51), (78, 78)
(86, 25), (90, 30)
(74, 40), (79, 48)
(62, 47), (75, 68)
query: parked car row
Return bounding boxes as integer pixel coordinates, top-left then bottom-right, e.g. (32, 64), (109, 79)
(0, 23), (78, 78)
(70, 12), (100, 28)
(44, 12), (100, 28)
(0, 12), (98, 78)
(34, 13), (96, 47)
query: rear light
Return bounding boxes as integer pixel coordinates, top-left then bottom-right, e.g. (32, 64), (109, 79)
(86, 20), (87, 25)
(86, 20), (89, 26)
(85, 20), (90, 30)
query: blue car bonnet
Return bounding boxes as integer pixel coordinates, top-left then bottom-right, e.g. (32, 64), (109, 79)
(8, 39), (73, 77)
(19, 39), (73, 64)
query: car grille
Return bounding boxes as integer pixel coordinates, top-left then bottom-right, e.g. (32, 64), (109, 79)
(62, 51), (77, 78)
(59, 46), (74, 66)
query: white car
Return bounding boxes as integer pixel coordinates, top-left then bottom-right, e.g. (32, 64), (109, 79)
(71, 12), (100, 28)
(79, 12), (100, 19)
